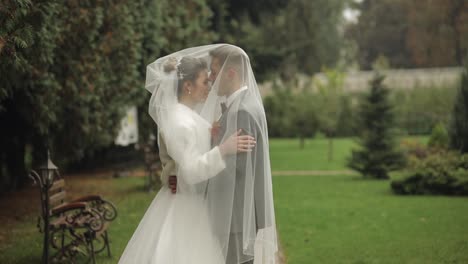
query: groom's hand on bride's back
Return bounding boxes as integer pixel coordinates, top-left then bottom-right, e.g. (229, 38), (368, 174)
(169, 175), (177, 194)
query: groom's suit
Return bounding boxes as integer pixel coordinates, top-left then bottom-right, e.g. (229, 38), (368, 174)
(212, 88), (266, 264)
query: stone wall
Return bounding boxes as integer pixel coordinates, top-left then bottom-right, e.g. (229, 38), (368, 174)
(259, 67), (463, 97)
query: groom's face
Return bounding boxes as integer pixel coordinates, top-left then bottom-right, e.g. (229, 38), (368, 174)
(209, 57), (229, 96)
(209, 57), (221, 83)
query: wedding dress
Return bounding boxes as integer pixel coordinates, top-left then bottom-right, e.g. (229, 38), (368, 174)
(118, 103), (226, 264)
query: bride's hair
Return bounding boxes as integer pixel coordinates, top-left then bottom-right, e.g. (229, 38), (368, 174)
(164, 56), (207, 99)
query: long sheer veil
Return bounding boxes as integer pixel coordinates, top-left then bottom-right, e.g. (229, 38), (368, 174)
(146, 44), (278, 263)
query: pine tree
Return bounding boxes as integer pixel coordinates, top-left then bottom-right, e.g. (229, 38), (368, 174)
(449, 62), (468, 153)
(347, 73), (406, 179)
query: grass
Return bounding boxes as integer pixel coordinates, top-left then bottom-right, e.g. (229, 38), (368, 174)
(273, 175), (468, 264)
(269, 138), (356, 171)
(0, 175), (156, 264)
(3, 136), (462, 264)
(269, 136), (428, 171)
(5, 174), (467, 264)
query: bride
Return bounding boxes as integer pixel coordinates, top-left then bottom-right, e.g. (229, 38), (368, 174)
(118, 50), (256, 263)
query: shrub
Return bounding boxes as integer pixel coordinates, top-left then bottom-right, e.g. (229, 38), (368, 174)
(391, 151), (468, 195)
(400, 139), (430, 160)
(428, 123), (449, 149)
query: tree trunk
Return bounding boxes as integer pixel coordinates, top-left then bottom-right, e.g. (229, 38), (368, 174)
(299, 136), (305, 149)
(0, 96), (29, 190)
(5, 135), (27, 190)
(451, 0), (464, 65)
(31, 133), (48, 169)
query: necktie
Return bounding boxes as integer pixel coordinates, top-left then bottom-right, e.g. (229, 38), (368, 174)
(220, 102), (227, 114)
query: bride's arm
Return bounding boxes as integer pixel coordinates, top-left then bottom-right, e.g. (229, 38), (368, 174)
(157, 132), (176, 186)
(164, 125), (226, 185)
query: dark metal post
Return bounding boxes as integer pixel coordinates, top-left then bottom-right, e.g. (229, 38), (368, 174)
(29, 151), (58, 264)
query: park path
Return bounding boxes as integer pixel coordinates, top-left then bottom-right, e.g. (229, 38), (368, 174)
(132, 169), (356, 177)
(272, 170), (356, 176)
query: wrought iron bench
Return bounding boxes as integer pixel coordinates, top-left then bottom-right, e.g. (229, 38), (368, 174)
(29, 153), (117, 263)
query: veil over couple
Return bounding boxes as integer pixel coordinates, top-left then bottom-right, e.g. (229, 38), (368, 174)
(118, 44), (278, 264)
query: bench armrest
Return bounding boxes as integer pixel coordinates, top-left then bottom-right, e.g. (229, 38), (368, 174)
(51, 202), (87, 215)
(70, 195), (103, 203)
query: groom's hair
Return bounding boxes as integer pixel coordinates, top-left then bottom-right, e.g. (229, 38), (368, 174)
(209, 45), (248, 76)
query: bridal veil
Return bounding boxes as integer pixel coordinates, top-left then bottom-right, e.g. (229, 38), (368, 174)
(145, 44), (278, 264)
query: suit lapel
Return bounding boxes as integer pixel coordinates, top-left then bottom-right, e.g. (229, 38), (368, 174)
(213, 89), (248, 146)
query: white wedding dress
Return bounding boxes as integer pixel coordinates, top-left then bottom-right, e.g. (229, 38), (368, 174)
(118, 103), (226, 264)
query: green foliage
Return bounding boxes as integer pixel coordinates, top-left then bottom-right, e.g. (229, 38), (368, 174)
(392, 84), (457, 135)
(313, 68), (345, 136)
(221, 0), (347, 80)
(399, 138), (432, 167)
(0, 0), (350, 191)
(0, 0), (63, 189)
(264, 68), (351, 141)
(263, 83), (319, 138)
(134, 0), (216, 144)
(0, 0), (35, 76)
(347, 0), (467, 69)
(347, 0), (409, 70)
(428, 123), (449, 149)
(449, 62), (468, 153)
(392, 151), (468, 195)
(0, 0), (217, 190)
(335, 95), (356, 137)
(348, 73), (406, 179)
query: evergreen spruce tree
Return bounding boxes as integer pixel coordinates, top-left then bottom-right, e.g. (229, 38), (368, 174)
(449, 62), (468, 154)
(347, 73), (406, 179)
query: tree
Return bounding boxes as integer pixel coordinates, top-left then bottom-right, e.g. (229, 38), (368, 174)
(263, 84), (297, 138)
(346, 0), (409, 69)
(449, 61), (468, 154)
(263, 80), (319, 140)
(291, 91), (319, 149)
(211, 0), (347, 80)
(348, 73), (406, 179)
(0, 0), (62, 189)
(347, 0), (468, 69)
(0, 0), (217, 191)
(314, 68), (345, 161)
(335, 95), (356, 137)
(130, 0), (217, 145)
(428, 123), (449, 149)
(405, 0), (468, 67)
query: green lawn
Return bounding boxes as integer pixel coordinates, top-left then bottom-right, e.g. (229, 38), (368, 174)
(269, 136), (427, 171)
(7, 174), (465, 264)
(274, 175), (468, 264)
(0, 177), (156, 264)
(269, 138), (356, 171)
(3, 136), (464, 264)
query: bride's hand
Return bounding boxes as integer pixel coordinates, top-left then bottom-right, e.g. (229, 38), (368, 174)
(219, 129), (256, 156)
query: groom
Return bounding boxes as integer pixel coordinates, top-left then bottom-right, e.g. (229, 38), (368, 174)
(168, 45), (266, 264)
(207, 45), (266, 264)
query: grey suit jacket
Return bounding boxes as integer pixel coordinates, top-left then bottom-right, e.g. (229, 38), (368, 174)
(212, 90), (266, 233)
